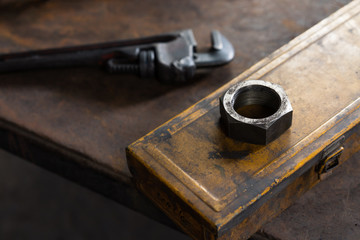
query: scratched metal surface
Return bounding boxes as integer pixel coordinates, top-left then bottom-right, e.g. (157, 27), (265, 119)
(0, 0), (352, 238)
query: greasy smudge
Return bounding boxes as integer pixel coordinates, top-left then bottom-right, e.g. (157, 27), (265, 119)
(214, 164), (226, 177)
(208, 150), (249, 160)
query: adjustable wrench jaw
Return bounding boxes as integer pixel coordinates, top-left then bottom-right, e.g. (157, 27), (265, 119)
(154, 29), (197, 84)
(193, 30), (235, 68)
(153, 29), (235, 83)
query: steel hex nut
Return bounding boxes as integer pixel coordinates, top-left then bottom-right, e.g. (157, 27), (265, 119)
(219, 80), (293, 145)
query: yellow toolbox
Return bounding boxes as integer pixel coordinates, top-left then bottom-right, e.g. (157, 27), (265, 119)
(127, 1), (360, 239)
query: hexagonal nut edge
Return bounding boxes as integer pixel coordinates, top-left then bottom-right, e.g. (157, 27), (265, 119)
(219, 80), (293, 145)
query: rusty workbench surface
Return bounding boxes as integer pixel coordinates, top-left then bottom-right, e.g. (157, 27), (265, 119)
(0, 0), (354, 238)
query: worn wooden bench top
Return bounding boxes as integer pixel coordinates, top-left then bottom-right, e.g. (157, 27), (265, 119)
(0, 0), (355, 239)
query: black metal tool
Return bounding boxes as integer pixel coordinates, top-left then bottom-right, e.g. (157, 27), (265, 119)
(0, 29), (234, 84)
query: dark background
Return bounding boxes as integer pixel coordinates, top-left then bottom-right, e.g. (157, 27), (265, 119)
(0, 149), (189, 240)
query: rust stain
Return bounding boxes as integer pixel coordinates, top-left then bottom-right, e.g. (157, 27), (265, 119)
(282, 19), (306, 33)
(0, 24), (36, 49)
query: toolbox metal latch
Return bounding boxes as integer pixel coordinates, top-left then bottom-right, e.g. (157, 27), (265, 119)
(317, 135), (345, 180)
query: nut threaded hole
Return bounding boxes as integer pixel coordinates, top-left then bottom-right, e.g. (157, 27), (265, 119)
(233, 85), (281, 119)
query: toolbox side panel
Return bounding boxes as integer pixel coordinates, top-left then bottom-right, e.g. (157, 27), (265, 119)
(127, 149), (217, 240)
